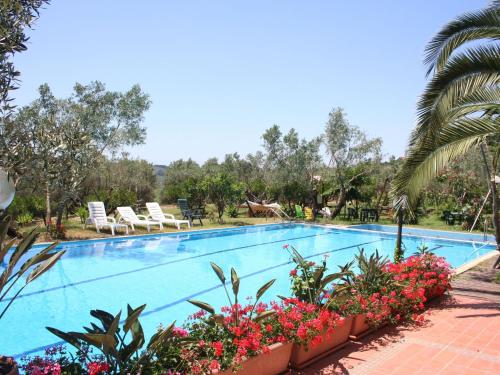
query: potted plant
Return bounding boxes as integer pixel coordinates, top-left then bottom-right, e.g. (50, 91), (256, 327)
(184, 262), (290, 375)
(45, 304), (188, 374)
(269, 297), (350, 370)
(280, 245), (353, 369)
(332, 250), (393, 339)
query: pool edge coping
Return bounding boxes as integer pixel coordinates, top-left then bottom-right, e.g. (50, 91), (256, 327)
(453, 251), (498, 275)
(348, 223), (495, 244)
(31, 220), (293, 247)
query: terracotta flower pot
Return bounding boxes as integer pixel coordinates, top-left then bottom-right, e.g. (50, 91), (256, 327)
(350, 313), (370, 337)
(218, 341), (293, 375)
(290, 315), (353, 370)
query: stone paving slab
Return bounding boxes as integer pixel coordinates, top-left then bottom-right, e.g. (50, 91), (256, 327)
(295, 295), (500, 375)
(453, 256), (500, 303)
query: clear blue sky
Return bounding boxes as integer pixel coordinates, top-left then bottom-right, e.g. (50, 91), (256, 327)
(13, 0), (487, 165)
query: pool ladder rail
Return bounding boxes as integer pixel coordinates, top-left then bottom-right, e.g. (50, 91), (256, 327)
(266, 207), (293, 222)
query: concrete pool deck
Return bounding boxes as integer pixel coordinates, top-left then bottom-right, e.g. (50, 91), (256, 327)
(297, 295), (500, 374)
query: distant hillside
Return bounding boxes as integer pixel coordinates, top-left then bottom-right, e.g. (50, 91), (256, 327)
(152, 165), (167, 201)
(154, 164), (167, 178)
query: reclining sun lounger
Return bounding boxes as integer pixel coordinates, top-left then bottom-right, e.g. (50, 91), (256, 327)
(117, 206), (163, 232)
(85, 202), (129, 236)
(146, 202), (190, 230)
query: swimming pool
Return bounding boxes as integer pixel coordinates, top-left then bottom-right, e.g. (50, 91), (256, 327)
(1, 223), (495, 357)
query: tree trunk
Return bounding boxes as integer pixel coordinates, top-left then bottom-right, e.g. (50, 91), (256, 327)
(395, 209), (404, 262)
(330, 187), (347, 219)
(45, 182), (52, 231)
(56, 198), (67, 234)
(480, 143), (500, 268)
(491, 180), (500, 268)
(375, 178), (389, 209)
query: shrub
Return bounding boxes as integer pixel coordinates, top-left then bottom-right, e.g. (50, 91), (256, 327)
(15, 212), (33, 226)
(226, 204), (239, 218)
(6, 196), (45, 219)
(75, 206), (89, 224)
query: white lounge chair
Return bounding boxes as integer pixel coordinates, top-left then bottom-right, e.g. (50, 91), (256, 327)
(117, 206), (163, 232)
(146, 202), (191, 230)
(85, 202), (129, 236)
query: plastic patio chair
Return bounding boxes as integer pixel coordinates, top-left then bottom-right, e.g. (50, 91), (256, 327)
(295, 205), (305, 219)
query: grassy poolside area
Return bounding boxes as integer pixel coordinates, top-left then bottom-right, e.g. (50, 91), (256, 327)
(20, 205), (279, 242)
(17, 203), (491, 243)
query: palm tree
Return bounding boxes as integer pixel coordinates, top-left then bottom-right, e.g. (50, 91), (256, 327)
(391, 1), (500, 267)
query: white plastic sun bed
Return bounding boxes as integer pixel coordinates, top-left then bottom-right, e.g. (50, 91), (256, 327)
(85, 202), (129, 236)
(116, 206), (163, 232)
(146, 202), (191, 230)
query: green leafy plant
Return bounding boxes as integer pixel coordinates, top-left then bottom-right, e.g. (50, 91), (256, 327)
(184, 263), (277, 372)
(15, 212), (33, 227)
(75, 206), (89, 224)
(283, 245), (349, 305)
(0, 216), (65, 320)
(414, 242), (432, 256)
(47, 305), (185, 374)
(189, 262), (276, 325)
(340, 249), (391, 294)
(226, 204), (239, 218)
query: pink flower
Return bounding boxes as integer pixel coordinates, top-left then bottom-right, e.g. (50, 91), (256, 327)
(209, 360), (221, 371)
(173, 327), (188, 337)
(283, 244), (289, 249)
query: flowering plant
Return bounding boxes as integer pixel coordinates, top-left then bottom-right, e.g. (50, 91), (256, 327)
(385, 253), (452, 298)
(326, 249), (393, 324)
(269, 298), (345, 347)
(21, 345), (109, 375)
(182, 263), (278, 373)
(45, 304), (187, 374)
(283, 244), (348, 306)
(181, 301), (280, 374)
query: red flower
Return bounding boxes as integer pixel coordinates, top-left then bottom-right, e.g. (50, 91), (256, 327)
(87, 362), (109, 375)
(289, 269), (297, 276)
(212, 341), (224, 357)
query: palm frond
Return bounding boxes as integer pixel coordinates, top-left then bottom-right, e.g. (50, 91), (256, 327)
(393, 118), (499, 205)
(411, 44), (500, 146)
(424, 6), (500, 76)
(410, 75), (500, 147)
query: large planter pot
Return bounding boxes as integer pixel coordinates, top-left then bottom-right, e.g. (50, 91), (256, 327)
(349, 313), (370, 338)
(0, 357), (19, 375)
(290, 315), (353, 370)
(218, 341), (292, 375)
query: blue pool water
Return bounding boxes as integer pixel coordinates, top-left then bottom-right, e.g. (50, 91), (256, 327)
(0, 223), (495, 357)
(352, 224), (495, 243)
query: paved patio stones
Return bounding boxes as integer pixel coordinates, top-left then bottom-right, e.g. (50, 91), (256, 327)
(296, 295), (500, 374)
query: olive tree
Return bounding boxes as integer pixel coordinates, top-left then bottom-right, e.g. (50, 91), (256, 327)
(262, 125), (322, 209)
(12, 82), (151, 233)
(201, 172), (244, 220)
(0, 0), (49, 187)
(324, 108), (382, 218)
